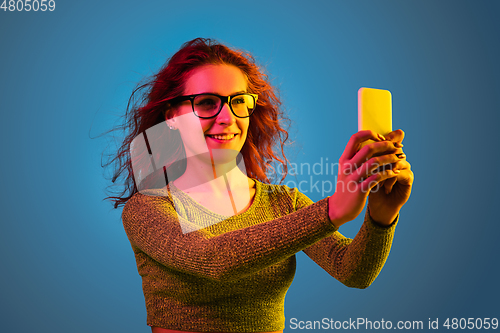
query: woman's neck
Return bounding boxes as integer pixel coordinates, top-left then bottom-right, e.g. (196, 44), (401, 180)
(171, 154), (255, 216)
(173, 152), (250, 194)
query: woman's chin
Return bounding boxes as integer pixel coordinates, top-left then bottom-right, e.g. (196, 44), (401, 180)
(209, 148), (241, 166)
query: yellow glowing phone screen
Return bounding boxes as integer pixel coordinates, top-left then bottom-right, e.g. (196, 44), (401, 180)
(358, 87), (392, 146)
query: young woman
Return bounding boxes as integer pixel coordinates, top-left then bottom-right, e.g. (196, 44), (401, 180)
(107, 38), (413, 333)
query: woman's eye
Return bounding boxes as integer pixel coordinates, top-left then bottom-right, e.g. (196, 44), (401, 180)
(197, 98), (217, 107)
(232, 97), (245, 105)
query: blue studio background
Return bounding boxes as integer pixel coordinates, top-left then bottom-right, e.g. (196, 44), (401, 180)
(1, 0), (499, 332)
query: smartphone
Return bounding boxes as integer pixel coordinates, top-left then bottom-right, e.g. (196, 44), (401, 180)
(358, 87), (392, 147)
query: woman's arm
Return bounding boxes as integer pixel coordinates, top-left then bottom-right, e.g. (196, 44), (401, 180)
(122, 191), (337, 282)
(303, 129), (412, 288)
(303, 208), (397, 289)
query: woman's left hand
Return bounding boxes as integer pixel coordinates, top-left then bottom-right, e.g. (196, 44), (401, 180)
(368, 129), (414, 226)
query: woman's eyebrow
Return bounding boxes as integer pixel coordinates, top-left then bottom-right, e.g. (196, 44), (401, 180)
(196, 90), (247, 95)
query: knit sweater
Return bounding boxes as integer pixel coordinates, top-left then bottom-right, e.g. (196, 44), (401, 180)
(121, 179), (398, 332)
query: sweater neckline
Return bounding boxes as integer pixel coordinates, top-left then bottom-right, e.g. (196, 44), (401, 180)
(166, 178), (262, 219)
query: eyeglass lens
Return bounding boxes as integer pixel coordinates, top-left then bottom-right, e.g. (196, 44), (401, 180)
(193, 94), (255, 118)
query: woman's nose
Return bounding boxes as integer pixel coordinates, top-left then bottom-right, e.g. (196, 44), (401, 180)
(215, 103), (236, 125)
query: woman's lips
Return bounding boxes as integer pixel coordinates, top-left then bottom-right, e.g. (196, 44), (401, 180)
(206, 133), (237, 143)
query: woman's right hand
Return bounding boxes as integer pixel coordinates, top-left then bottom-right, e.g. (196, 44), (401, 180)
(328, 130), (403, 228)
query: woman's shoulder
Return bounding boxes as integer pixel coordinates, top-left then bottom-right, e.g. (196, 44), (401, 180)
(254, 179), (314, 208)
(123, 187), (173, 213)
(256, 180), (291, 193)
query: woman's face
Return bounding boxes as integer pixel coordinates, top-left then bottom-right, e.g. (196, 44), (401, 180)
(169, 64), (250, 160)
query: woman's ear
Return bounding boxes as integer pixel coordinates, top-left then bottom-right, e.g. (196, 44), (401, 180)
(166, 120), (177, 130)
(164, 106), (178, 130)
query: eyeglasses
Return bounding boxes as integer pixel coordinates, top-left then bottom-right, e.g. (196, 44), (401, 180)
(168, 93), (258, 119)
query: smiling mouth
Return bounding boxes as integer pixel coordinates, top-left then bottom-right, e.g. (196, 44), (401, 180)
(206, 133), (237, 141)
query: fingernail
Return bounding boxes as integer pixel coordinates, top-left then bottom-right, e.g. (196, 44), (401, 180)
(394, 142), (404, 148)
(398, 154), (406, 159)
(393, 169), (401, 174)
(378, 134), (386, 141)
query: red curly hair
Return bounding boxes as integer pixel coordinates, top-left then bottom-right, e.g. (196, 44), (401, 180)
(104, 38), (290, 208)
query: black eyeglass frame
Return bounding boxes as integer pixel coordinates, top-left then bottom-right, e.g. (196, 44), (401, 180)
(167, 93), (259, 119)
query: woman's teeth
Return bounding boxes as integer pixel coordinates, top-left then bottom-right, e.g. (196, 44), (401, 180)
(207, 134), (236, 140)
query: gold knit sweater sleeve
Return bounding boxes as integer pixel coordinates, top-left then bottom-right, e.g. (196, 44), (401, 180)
(122, 183), (338, 282)
(299, 192), (398, 288)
